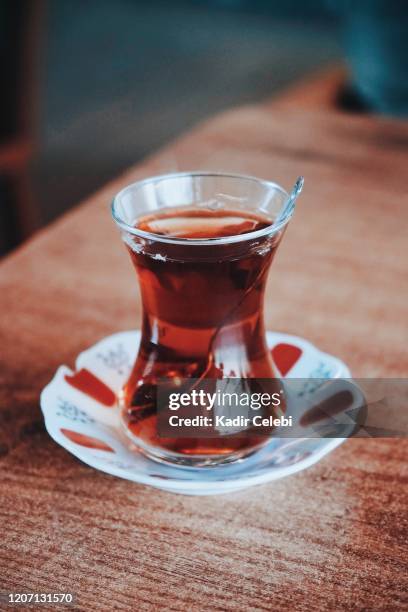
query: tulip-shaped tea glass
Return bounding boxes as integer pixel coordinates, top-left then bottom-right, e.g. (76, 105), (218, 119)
(112, 172), (295, 467)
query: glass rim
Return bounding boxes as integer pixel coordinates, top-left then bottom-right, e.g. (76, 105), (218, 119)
(111, 171), (292, 246)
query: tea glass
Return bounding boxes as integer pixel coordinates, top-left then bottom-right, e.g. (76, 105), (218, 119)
(112, 172), (293, 467)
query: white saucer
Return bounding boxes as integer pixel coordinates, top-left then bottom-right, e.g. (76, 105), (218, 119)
(40, 331), (351, 495)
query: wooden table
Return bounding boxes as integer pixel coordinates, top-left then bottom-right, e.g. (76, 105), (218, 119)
(1, 96), (407, 610)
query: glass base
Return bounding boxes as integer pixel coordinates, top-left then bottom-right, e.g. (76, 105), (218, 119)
(120, 420), (268, 469)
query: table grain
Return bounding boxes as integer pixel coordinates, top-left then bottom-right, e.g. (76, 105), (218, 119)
(0, 104), (407, 611)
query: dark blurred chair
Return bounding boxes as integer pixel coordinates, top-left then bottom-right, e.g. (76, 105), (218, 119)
(0, 0), (44, 254)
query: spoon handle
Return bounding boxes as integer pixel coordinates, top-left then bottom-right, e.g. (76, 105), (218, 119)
(275, 176), (304, 225)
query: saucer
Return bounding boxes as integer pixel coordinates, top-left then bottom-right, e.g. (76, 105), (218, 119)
(40, 331), (351, 495)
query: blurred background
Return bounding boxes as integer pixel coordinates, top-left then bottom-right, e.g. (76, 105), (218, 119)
(1, 0), (407, 255)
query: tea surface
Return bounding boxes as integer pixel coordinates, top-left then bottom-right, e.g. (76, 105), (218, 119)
(136, 205), (272, 239)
